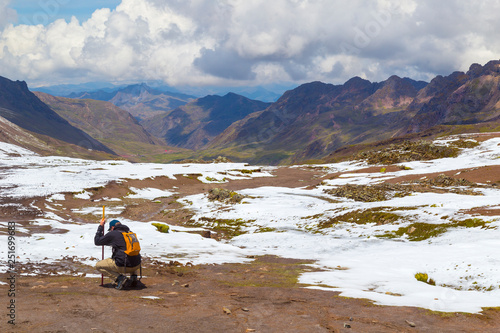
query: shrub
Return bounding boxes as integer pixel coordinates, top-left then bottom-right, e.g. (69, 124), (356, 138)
(415, 272), (436, 285)
(152, 223), (170, 233)
(207, 188), (245, 203)
(351, 140), (459, 164)
(324, 183), (411, 202)
(415, 272), (428, 282)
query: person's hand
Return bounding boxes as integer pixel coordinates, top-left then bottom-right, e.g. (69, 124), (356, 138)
(100, 217), (106, 226)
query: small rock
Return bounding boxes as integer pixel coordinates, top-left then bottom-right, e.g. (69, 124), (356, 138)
(181, 283), (189, 288)
(223, 307), (232, 315)
(343, 323), (351, 328)
(172, 280), (179, 286)
(408, 226), (416, 234)
(31, 285), (47, 289)
(405, 320), (416, 327)
(241, 307), (250, 312)
(245, 329), (256, 333)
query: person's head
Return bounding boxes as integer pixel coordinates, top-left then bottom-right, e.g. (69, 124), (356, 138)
(108, 219), (121, 231)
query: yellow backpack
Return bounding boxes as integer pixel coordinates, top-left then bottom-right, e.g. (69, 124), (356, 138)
(122, 231), (141, 256)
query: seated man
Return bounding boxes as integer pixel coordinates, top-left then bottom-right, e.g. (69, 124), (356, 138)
(94, 219), (141, 289)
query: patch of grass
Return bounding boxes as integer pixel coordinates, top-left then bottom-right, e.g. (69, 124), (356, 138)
(313, 283), (338, 289)
(380, 222), (450, 241)
(454, 218), (491, 228)
(377, 218), (493, 241)
(351, 140), (459, 164)
(205, 176), (226, 182)
(183, 173), (202, 180)
(231, 168), (262, 174)
(255, 227), (277, 233)
(191, 217), (254, 239)
(425, 310), (461, 318)
(152, 223), (170, 233)
(410, 173), (477, 187)
(449, 139), (480, 149)
(415, 272), (436, 285)
(385, 206), (421, 211)
(482, 307), (500, 312)
(207, 188), (246, 203)
(324, 184), (411, 202)
(317, 208), (403, 229)
(302, 213), (324, 220)
(325, 173), (483, 202)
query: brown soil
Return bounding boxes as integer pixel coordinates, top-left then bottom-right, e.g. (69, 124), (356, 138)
(2, 164), (500, 332)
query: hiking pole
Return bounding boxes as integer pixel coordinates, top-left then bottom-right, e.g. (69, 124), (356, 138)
(101, 205), (105, 286)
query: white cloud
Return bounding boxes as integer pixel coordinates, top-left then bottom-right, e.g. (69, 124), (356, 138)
(1, 0), (500, 87)
(0, 0), (16, 29)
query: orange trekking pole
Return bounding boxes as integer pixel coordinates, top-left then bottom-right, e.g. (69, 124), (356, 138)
(101, 205), (105, 286)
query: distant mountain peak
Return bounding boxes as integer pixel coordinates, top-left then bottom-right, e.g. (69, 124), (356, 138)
(467, 59), (500, 79)
(345, 76), (371, 86)
(387, 74), (402, 81)
(141, 92), (271, 150)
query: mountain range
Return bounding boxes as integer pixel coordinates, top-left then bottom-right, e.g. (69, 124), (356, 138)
(33, 82), (289, 103)
(65, 83), (195, 121)
(207, 76), (429, 163)
(208, 60), (500, 164)
(1, 59), (499, 165)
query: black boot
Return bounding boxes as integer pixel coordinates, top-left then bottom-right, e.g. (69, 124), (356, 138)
(115, 275), (128, 290)
(130, 274), (138, 288)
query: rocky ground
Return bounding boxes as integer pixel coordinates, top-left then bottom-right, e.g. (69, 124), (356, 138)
(2, 138), (500, 332)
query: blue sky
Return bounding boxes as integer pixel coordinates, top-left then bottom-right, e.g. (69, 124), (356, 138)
(1, 0), (499, 88)
(10, 0), (121, 25)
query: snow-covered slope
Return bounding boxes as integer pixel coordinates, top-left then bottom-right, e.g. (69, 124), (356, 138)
(184, 135), (500, 313)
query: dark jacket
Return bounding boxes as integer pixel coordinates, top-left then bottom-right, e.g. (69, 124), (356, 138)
(94, 223), (141, 267)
